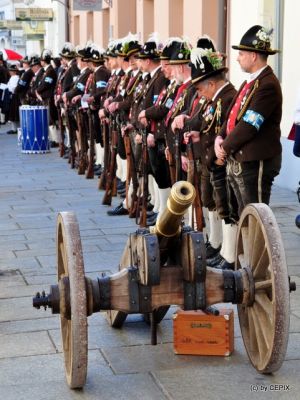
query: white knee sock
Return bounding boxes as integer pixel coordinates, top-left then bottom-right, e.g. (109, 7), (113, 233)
(220, 221), (238, 263)
(208, 210), (222, 249)
(158, 187), (171, 217)
(116, 154), (122, 180)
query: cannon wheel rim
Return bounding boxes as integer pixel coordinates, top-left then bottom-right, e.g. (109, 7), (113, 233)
(236, 203), (290, 373)
(57, 212), (88, 389)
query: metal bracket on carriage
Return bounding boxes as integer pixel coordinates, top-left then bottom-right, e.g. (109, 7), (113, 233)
(181, 230), (207, 310)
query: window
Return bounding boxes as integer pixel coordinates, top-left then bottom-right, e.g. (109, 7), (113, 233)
(260, 0), (284, 80)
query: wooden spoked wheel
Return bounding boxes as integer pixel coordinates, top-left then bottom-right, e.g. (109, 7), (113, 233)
(57, 212), (88, 389)
(236, 203), (290, 373)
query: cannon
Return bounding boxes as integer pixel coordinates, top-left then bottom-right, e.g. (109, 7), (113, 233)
(32, 181), (296, 389)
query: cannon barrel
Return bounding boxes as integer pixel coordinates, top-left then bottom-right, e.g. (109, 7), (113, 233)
(151, 181), (195, 238)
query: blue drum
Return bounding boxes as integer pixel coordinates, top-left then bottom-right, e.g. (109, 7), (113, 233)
(20, 106), (50, 153)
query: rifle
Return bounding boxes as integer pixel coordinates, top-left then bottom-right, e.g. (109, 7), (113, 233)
(85, 109), (95, 179)
(174, 128), (182, 182)
(98, 119), (109, 190)
(137, 128), (149, 227)
(186, 136), (204, 231)
(76, 108), (89, 175)
(57, 103), (65, 157)
(102, 116), (118, 205)
(65, 107), (76, 169)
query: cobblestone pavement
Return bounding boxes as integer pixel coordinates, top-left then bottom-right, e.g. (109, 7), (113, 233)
(0, 125), (299, 400)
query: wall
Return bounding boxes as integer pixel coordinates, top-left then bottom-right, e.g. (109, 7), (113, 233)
(136, 0), (154, 42)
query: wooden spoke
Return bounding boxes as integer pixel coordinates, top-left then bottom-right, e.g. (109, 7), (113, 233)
(238, 254), (247, 268)
(255, 279), (272, 291)
(252, 247), (269, 280)
(241, 226), (249, 265)
(56, 212), (88, 389)
(236, 203), (290, 373)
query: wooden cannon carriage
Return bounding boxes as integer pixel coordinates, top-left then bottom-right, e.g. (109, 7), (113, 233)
(32, 181), (296, 389)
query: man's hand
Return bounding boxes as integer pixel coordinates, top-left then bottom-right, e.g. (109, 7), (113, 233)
(104, 97), (113, 109)
(138, 110), (148, 127)
(171, 114), (189, 132)
(181, 155), (188, 172)
(147, 133), (155, 148)
(71, 95), (81, 104)
(99, 108), (106, 120)
(86, 96), (95, 104)
(183, 130), (200, 144)
(121, 123), (133, 137)
(214, 136), (227, 160)
(135, 133), (142, 144)
(108, 102), (119, 113)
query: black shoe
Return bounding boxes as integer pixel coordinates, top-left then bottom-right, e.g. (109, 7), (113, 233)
(107, 203), (129, 216)
(118, 188), (126, 196)
(6, 130), (17, 134)
(117, 181), (126, 191)
(95, 168), (102, 176)
(147, 203), (154, 212)
(146, 210), (156, 218)
(50, 141), (59, 148)
(94, 164), (102, 172)
(207, 253), (224, 267)
(146, 212), (158, 226)
(205, 241), (221, 259)
(219, 259), (235, 270)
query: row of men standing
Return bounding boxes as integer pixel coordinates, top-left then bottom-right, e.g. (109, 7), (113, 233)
(16, 25), (283, 271)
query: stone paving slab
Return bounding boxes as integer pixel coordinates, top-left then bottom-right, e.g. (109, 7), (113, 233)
(0, 331), (55, 358)
(151, 360), (299, 400)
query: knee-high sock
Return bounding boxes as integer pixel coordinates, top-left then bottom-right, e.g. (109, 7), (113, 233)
(158, 187), (171, 218)
(95, 143), (104, 166)
(208, 210), (222, 249)
(121, 159), (127, 182)
(220, 221), (238, 263)
(152, 178), (160, 213)
(116, 154), (123, 180)
(49, 125), (60, 143)
(65, 127), (70, 147)
(148, 175), (155, 206)
(123, 179), (133, 210)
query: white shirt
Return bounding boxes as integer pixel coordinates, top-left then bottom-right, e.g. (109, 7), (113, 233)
(7, 75), (19, 93)
(247, 65), (268, 83)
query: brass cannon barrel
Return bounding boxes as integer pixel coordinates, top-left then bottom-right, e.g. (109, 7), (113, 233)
(151, 181), (196, 238)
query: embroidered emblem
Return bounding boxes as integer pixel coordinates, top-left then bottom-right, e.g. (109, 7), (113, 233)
(242, 109), (264, 130)
(153, 94), (158, 104)
(45, 77), (53, 84)
(96, 80), (107, 88)
(76, 82), (85, 91)
(165, 98), (173, 109)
